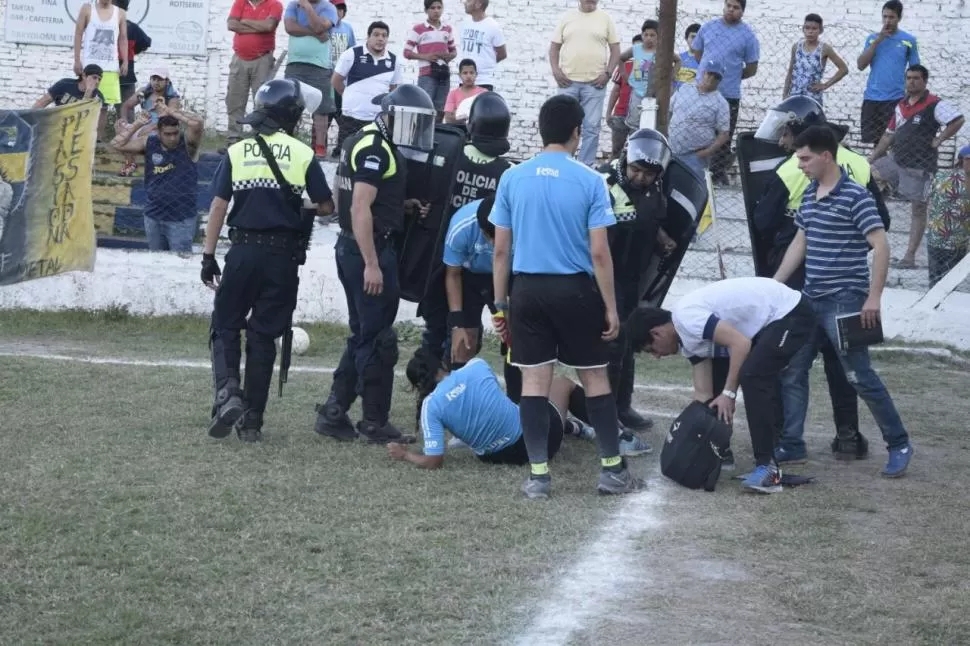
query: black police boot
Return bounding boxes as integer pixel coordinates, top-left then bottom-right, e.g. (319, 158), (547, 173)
(208, 380), (245, 439)
(617, 407), (654, 431)
(236, 410), (263, 443)
(314, 402), (358, 441)
(832, 427), (869, 461)
(356, 420), (416, 445)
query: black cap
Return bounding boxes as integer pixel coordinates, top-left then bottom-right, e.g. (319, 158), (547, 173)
(82, 64), (104, 77)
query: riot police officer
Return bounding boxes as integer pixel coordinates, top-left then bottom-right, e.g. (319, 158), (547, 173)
(419, 91), (513, 367)
(202, 78), (334, 442)
(315, 84), (437, 443)
(598, 128), (677, 435)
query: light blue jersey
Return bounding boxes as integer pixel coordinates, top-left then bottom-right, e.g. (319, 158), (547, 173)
(489, 151), (615, 275)
(442, 200), (494, 274)
(691, 19), (760, 100)
(861, 30), (919, 102)
(420, 358), (521, 456)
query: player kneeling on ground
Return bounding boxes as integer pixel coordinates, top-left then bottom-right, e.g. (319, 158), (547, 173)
(387, 349), (597, 469)
(627, 276), (816, 494)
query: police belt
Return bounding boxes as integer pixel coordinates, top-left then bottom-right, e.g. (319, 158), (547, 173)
(338, 228), (396, 244)
(229, 228), (305, 251)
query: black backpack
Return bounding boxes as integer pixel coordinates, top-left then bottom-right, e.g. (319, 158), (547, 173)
(660, 401), (733, 492)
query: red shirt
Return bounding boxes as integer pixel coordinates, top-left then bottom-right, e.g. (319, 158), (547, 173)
(229, 0), (283, 61)
(612, 60), (633, 117)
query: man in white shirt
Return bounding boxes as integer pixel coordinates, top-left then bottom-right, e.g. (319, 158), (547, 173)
(627, 277), (815, 494)
(458, 0), (507, 90)
(332, 21), (403, 150)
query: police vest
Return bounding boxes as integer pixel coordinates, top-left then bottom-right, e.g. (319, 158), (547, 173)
(777, 146), (872, 216)
(447, 145), (511, 215)
(335, 123), (407, 234)
(226, 131), (314, 231)
(599, 161), (664, 283)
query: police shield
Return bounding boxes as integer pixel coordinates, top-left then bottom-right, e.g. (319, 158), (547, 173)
(736, 132), (789, 277)
(638, 157), (709, 307)
(398, 124), (466, 303)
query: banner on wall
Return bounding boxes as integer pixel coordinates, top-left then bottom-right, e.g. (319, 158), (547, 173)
(4, 0), (209, 56)
(0, 101), (98, 286)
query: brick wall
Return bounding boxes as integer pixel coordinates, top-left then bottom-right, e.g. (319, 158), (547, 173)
(1, 0), (967, 158)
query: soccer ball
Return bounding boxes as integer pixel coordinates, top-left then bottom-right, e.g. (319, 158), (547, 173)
(276, 327), (310, 355)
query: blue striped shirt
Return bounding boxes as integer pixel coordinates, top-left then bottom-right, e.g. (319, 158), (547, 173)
(795, 170), (884, 297)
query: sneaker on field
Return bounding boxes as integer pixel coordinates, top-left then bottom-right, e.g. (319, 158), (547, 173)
(774, 446), (807, 465)
(882, 444), (913, 478)
(619, 434), (652, 456)
(741, 464), (783, 494)
(597, 468), (646, 495)
(522, 476), (551, 500)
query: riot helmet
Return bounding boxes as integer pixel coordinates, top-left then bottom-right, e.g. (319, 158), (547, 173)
(372, 84), (437, 152)
(754, 95), (825, 142)
(467, 92), (511, 142)
(238, 79), (322, 135)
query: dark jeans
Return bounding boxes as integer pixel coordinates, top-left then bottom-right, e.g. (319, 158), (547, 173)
(328, 234), (401, 423)
(335, 116), (370, 158)
(210, 244), (300, 414)
(710, 97), (740, 180)
(420, 268), (492, 368)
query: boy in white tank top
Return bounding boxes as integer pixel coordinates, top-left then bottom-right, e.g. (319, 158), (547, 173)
(73, 0), (129, 140)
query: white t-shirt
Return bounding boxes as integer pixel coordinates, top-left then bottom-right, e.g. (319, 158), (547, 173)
(672, 277), (803, 359)
(334, 46), (404, 121)
(458, 17), (506, 86)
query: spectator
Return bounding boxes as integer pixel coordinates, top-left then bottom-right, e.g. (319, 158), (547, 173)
(668, 60), (731, 178)
(116, 67), (182, 176)
(332, 21), (402, 149)
(673, 23), (700, 91)
(405, 0), (458, 122)
(118, 18), (152, 123)
(33, 65), (106, 108)
(109, 108), (204, 253)
(226, 0), (283, 145)
(870, 65), (965, 268)
(458, 0), (506, 91)
(549, 0), (620, 166)
(618, 20), (658, 132)
(327, 0), (357, 158)
(926, 145), (970, 286)
(783, 13), (848, 106)
(607, 35), (640, 159)
(73, 0), (128, 142)
(691, 0), (760, 185)
(857, 0), (919, 145)
(443, 59), (487, 124)
(284, 0), (339, 157)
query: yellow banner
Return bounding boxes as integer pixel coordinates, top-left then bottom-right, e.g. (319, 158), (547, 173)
(0, 101), (98, 286)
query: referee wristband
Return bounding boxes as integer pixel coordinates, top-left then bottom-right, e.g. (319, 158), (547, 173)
(447, 311), (465, 329)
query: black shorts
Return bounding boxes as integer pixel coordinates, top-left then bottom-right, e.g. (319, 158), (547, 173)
(477, 401), (565, 466)
(509, 273), (609, 369)
(861, 99), (897, 144)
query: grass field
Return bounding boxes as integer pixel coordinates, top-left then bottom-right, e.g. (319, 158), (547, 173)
(1, 309), (969, 645)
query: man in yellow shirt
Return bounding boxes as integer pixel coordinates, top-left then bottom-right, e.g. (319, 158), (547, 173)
(549, 0), (620, 166)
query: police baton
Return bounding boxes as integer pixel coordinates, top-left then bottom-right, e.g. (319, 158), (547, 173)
(278, 324), (293, 397)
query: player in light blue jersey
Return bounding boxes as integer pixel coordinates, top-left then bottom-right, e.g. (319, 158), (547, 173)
(387, 349), (601, 469)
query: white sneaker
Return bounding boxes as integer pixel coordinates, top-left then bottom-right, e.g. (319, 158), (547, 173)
(619, 434), (652, 457)
(447, 436), (469, 450)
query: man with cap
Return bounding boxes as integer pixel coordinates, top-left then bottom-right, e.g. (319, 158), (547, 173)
(314, 84), (436, 444)
(33, 65), (106, 108)
(925, 144), (970, 286)
(667, 60), (731, 179)
(202, 79), (334, 442)
(752, 95), (888, 463)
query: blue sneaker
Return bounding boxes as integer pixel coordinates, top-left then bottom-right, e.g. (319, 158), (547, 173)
(882, 444), (913, 478)
(741, 464), (783, 494)
(774, 446), (807, 465)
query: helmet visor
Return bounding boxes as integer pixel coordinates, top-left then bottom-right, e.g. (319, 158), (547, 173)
(754, 109), (791, 142)
(627, 136), (671, 172)
(299, 83), (322, 115)
(389, 105), (436, 152)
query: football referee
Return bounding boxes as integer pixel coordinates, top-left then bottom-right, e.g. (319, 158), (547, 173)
(490, 94), (645, 499)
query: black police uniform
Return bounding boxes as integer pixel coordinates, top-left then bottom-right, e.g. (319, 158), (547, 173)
(208, 131), (332, 436)
(598, 158), (666, 421)
(321, 122), (408, 437)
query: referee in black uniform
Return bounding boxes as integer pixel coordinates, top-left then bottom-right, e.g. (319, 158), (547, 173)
(490, 94), (646, 499)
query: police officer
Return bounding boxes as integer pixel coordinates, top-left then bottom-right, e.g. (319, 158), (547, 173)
(752, 95), (889, 462)
(202, 79), (334, 442)
(315, 84), (437, 444)
(598, 129), (678, 439)
(419, 92), (513, 366)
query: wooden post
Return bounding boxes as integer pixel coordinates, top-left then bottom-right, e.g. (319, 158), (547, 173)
(654, 0), (678, 136)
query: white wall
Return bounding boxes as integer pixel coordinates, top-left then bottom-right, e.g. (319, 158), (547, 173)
(2, 0), (967, 158)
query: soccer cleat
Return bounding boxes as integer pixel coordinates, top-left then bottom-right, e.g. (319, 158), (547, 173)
(619, 434), (653, 456)
(617, 407), (654, 431)
(208, 388), (245, 439)
(882, 444), (913, 478)
(741, 464), (783, 494)
(314, 403), (358, 441)
(597, 468), (647, 495)
(566, 418), (596, 441)
(774, 446), (807, 465)
(522, 476), (551, 500)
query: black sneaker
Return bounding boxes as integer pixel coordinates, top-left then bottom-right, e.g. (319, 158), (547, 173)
(208, 388), (245, 439)
(235, 411), (263, 443)
(832, 431), (869, 461)
(357, 420), (416, 445)
(314, 403), (358, 441)
(617, 407), (654, 431)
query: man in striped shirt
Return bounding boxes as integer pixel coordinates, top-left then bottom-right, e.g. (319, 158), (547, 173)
(404, 0), (457, 120)
(774, 125), (913, 478)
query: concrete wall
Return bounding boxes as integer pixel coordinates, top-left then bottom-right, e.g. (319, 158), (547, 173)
(2, 0), (967, 158)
